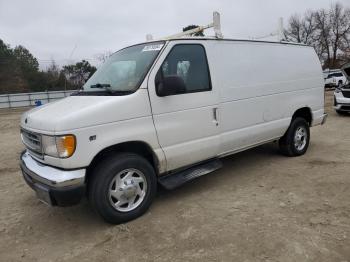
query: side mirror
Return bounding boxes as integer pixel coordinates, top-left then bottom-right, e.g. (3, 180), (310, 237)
(156, 75), (186, 97)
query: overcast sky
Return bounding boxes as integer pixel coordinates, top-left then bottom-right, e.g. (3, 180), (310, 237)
(0, 0), (349, 69)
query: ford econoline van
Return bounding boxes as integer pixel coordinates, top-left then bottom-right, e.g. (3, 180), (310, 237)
(20, 37), (327, 223)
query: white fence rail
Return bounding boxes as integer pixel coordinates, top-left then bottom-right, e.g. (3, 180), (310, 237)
(0, 90), (75, 109)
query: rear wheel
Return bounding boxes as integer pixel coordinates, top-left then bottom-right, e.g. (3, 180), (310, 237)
(88, 153), (157, 224)
(279, 117), (310, 157)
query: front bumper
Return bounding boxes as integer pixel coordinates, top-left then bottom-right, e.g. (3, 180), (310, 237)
(334, 92), (350, 112)
(20, 151), (86, 206)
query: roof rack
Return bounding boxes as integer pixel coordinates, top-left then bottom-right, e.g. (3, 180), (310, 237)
(252, 17), (285, 42)
(146, 11), (223, 41)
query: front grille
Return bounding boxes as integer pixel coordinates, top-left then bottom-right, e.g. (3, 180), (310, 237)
(342, 90), (350, 98)
(21, 129), (43, 158)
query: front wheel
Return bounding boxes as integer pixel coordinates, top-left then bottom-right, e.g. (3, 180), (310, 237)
(88, 153), (157, 224)
(279, 117), (310, 157)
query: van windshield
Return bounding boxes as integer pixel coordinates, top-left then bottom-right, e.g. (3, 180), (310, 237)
(83, 42), (164, 93)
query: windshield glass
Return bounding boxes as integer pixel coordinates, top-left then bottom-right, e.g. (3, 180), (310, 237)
(83, 42), (164, 93)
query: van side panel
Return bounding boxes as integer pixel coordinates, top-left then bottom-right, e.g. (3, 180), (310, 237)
(211, 41), (324, 155)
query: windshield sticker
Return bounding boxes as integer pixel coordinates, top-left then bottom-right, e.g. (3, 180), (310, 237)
(142, 44), (164, 52)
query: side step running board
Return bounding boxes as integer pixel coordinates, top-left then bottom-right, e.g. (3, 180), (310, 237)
(158, 159), (223, 190)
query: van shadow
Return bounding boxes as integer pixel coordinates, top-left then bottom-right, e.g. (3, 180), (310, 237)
(19, 141), (282, 231)
(155, 141), (282, 201)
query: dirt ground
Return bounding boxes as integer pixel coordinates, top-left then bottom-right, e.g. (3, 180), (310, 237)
(0, 91), (349, 262)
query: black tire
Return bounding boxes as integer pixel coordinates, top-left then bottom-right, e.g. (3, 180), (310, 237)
(279, 117), (310, 157)
(88, 153), (157, 224)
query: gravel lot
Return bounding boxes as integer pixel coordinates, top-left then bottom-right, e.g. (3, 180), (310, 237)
(0, 90), (349, 262)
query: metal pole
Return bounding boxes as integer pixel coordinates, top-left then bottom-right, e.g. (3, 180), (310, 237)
(278, 17), (284, 42)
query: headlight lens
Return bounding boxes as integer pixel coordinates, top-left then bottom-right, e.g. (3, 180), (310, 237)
(56, 135), (76, 158)
(42, 135), (76, 158)
(42, 135), (57, 157)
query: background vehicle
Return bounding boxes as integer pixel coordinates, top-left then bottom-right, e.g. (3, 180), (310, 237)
(323, 69), (340, 80)
(19, 14), (327, 224)
(334, 63), (350, 115)
(324, 71), (346, 88)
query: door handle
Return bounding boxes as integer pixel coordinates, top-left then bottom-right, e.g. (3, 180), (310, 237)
(213, 107), (219, 126)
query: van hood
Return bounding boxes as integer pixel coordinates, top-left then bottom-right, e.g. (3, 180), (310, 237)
(20, 89), (151, 133)
(341, 62), (350, 81)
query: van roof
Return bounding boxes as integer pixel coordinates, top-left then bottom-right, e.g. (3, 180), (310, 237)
(116, 37), (311, 56)
(165, 37), (310, 47)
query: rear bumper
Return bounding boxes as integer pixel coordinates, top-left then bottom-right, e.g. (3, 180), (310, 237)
(20, 151), (86, 206)
(312, 110), (328, 126)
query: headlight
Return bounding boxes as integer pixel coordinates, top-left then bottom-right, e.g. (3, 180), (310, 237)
(41, 135), (57, 156)
(42, 135), (76, 158)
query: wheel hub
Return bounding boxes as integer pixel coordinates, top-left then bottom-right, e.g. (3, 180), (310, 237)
(108, 168), (147, 212)
(120, 179), (137, 198)
(294, 126), (307, 151)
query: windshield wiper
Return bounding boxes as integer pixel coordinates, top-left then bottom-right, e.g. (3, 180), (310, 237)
(89, 83), (133, 95)
(90, 83), (111, 88)
(90, 83), (116, 94)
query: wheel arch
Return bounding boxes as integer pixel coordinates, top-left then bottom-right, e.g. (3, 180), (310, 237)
(86, 141), (160, 184)
(292, 107), (312, 126)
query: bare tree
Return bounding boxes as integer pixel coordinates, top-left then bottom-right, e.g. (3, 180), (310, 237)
(285, 15), (303, 43)
(314, 9), (331, 64)
(285, 11), (316, 45)
(47, 59), (60, 79)
(303, 11), (317, 44)
(286, 2), (350, 68)
(328, 3), (350, 66)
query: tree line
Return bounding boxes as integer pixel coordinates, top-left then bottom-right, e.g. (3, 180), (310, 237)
(284, 2), (350, 69)
(0, 39), (97, 94)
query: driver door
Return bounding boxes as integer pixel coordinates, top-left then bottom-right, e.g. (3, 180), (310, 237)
(147, 41), (221, 171)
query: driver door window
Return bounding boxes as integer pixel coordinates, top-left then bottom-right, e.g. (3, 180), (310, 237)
(157, 44), (211, 95)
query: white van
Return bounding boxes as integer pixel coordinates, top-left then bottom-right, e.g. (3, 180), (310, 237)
(20, 38), (327, 223)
